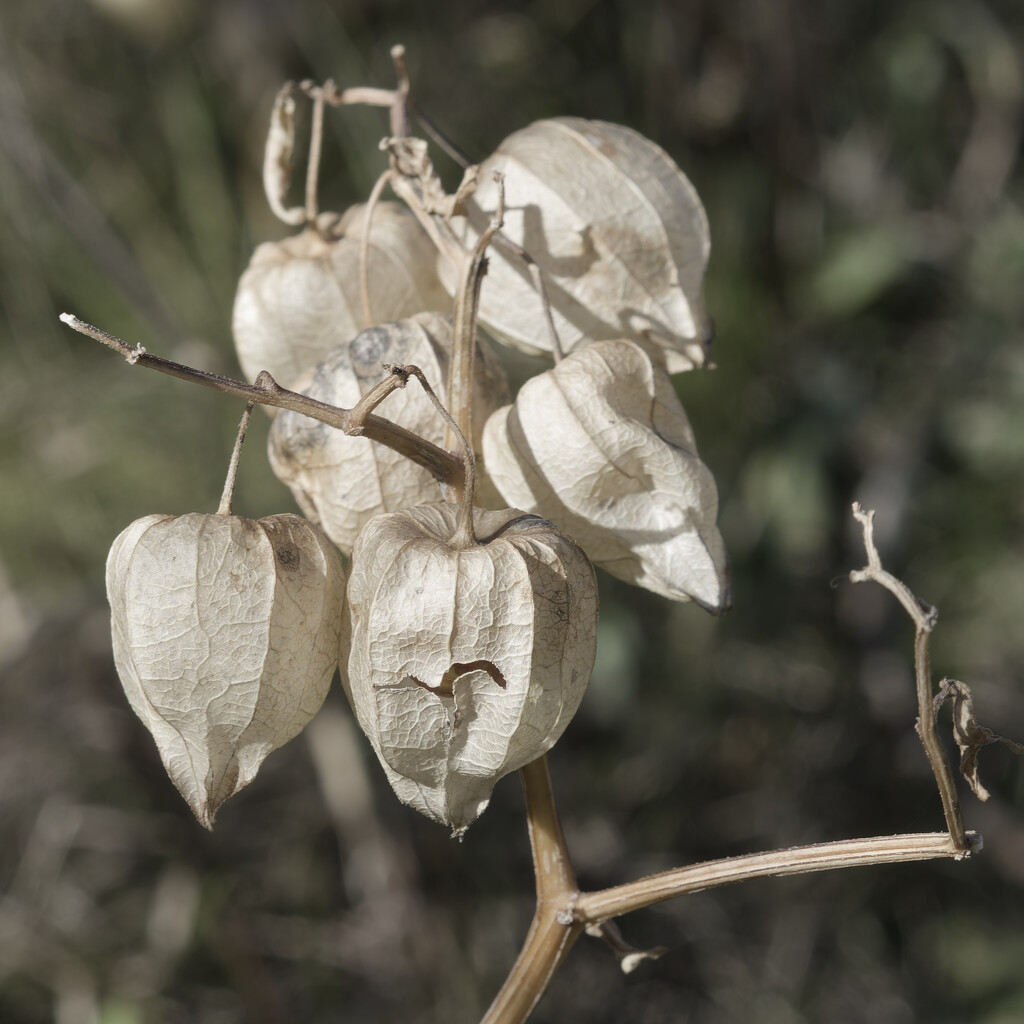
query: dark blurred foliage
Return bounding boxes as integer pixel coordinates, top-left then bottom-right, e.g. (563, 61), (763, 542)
(2, 0), (1024, 1021)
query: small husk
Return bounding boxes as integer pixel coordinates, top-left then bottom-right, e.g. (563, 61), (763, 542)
(346, 502), (598, 834)
(483, 338), (729, 610)
(440, 118), (712, 373)
(107, 512), (348, 828)
(233, 202), (449, 391)
(268, 311), (509, 555)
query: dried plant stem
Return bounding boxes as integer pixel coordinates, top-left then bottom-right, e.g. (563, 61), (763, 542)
(481, 757), (581, 1024)
(491, 231), (565, 362)
(849, 503), (968, 850)
(486, 794), (979, 1023)
(480, 503), (985, 1023)
(521, 757), (576, 900)
(358, 169), (395, 328)
(388, 45), (411, 139)
(319, 84), (398, 108)
(573, 831), (981, 924)
(304, 83), (327, 221)
(387, 170), (465, 266)
(216, 402), (254, 516)
(410, 98), (472, 167)
(59, 314), (462, 487)
(446, 174), (505, 449)
(389, 362), (478, 546)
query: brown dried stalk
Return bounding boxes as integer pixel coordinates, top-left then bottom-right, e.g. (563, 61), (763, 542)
(481, 757), (582, 1024)
(58, 314), (462, 487)
(481, 503), (984, 1023)
(446, 173), (505, 449)
(849, 502), (968, 850)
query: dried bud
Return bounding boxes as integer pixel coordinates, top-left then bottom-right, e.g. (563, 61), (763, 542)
(268, 312), (509, 555)
(346, 502), (598, 834)
(483, 339), (729, 610)
(441, 118), (712, 373)
(232, 202), (449, 390)
(106, 512), (347, 828)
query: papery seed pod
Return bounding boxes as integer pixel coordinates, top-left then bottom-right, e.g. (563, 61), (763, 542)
(232, 202), (450, 390)
(483, 339), (729, 611)
(440, 118), (712, 373)
(346, 502), (598, 835)
(106, 512), (348, 828)
(268, 311), (509, 555)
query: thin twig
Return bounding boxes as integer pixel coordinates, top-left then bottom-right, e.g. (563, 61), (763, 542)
(389, 362), (476, 546)
(849, 503), (968, 850)
(446, 173), (505, 449)
(359, 169), (395, 328)
(573, 831), (981, 924)
(491, 230), (565, 362)
(304, 82), (327, 222)
(217, 402), (254, 516)
(389, 44), (411, 139)
(410, 98), (473, 168)
(318, 83), (398, 108)
(59, 314), (462, 486)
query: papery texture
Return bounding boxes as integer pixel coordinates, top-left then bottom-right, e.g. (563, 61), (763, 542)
(233, 202), (449, 390)
(346, 503), (598, 834)
(106, 512), (347, 827)
(440, 118), (712, 373)
(268, 311), (509, 555)
(483, 339), (729, 610)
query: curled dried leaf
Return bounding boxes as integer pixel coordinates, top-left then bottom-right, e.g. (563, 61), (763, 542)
(483, 339), (729, 610)
(584, 921), (668, 975)
(106, 512), (348, 828)
(934, 678), (1024, 801)
(263, 82), (306, 227)
(346, 502), (598, 834)
(268, 312), (509, 555)
(232, 202), (449, 391)
(440, 118), (712, 373)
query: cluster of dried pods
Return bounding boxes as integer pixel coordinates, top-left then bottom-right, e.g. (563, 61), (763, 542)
(106, 62), (729, 836)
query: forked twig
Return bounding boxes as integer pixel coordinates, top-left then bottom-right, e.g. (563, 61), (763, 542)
(849, 503), (968, 850)
(58, 314), (462, 487)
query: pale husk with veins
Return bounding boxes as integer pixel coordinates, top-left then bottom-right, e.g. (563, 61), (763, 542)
(233, 202), (449, 390)
(346, 502), (598, 835)
(440, 118), (712, 374)
(268, 311), (509, 556)
(107, 511), (348, 828)
(483, 338), (729, 611)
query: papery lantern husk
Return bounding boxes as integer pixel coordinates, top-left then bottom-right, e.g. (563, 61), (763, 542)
(483, 339), (729, 611)
(346, 502), (598, 835)
(268, 311), (509, 556)
(232, 202), (449, 391)
(439, 118), (712, 374)
(106, 512), (348, 828)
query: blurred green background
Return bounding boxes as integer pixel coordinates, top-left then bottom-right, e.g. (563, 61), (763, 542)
(2, 0), (1023, 1021)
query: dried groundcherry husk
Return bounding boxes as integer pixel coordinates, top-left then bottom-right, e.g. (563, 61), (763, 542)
(346, 502), (598, 835)
(483, 338), (729, 610)
(268, 311), (509, 556)
(106, 512), (348, 828)
(440, 118), (712, 373)
(232, 202), (449, 390)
